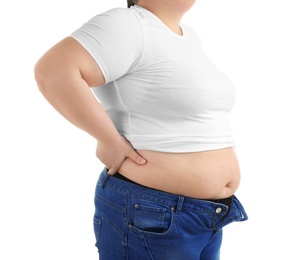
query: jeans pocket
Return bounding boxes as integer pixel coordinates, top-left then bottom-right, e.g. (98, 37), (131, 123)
(129, 199), (173, 235)
(93, 216), (102, 248)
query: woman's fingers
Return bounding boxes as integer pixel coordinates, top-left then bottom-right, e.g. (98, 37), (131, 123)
(96, 136), (147, 175)
(107, 151), (146, 175)
(127, 150), (147, 165)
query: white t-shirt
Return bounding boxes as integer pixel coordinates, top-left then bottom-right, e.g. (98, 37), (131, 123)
(70, 5), (236, 152)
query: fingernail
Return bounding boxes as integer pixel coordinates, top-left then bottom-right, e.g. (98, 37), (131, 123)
(138, 158), (146, 164)
(106, 170), (114, 175)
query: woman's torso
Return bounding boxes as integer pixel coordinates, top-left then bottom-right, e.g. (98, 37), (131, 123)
(118, 148), (240, 199)
(71, 7), (240, 199)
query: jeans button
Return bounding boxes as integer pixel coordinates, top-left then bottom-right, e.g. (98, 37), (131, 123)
(216, 207), (222, 213)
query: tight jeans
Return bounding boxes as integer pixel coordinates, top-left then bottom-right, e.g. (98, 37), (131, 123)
(93, 168), (248, 260)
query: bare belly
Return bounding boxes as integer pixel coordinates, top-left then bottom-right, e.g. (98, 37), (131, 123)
(118, 148), (241, 199)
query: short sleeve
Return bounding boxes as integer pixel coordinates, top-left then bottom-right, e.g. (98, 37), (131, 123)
(70, 8), (144, 83)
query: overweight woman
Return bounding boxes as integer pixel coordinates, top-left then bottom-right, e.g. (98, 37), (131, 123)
(34, 0), (248, 259)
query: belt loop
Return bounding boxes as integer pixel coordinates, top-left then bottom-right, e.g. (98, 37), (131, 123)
(175, 196), (184, 214)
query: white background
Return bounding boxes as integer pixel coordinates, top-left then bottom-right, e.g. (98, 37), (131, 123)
(1, 0), (291, 259)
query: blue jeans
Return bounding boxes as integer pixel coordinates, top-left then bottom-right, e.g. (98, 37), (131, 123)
(93, 168), (248, 260)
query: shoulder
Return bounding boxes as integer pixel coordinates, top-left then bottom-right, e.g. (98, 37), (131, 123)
(70, 7), (144, 83)
(89, 7), (141, 27)
(82, 7), (143, 39)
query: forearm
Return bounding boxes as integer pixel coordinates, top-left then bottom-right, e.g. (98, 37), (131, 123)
(36, 73), (120, 143)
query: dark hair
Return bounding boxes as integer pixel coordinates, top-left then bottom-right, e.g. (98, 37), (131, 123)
(127, 0), (136, 8)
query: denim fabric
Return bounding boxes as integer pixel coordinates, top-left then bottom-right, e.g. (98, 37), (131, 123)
(93, 168), (248, 260)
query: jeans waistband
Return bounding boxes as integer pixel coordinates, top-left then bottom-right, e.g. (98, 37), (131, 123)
(113, 171), (233, 207)
(98, 168), (243, 217)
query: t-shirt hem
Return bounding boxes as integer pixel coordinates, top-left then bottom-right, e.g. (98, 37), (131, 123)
(124, 134), (235, 153)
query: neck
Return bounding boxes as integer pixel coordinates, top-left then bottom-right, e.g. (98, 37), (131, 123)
(137, 0), (195, 35)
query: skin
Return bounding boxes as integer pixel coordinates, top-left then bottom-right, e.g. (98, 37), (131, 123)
(35, 0), (240, 199)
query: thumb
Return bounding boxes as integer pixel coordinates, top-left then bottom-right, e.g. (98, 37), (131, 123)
(128, 150), (147, 165)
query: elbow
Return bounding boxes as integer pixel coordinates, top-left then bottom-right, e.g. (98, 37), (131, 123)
(34, 58), (60, 97)
(34, 60), (48, 93)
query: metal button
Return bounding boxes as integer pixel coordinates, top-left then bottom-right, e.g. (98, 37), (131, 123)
(171, 207), (175, 211)
(216, 207), (222, 213)
(134, 204), (139, 208)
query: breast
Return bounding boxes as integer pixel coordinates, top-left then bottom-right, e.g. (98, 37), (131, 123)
(118, 44), (236, 119)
